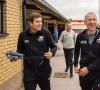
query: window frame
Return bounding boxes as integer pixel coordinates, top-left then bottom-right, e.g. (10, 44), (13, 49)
(0, 1), (9, 37)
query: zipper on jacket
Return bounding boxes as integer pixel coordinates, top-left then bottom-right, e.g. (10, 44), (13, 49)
(36, 68), (37, 71)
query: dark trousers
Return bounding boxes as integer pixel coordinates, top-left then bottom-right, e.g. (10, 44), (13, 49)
(63, 48), (74, 74)
(79, 73), (100, 90)
(23, 64), (52, 90)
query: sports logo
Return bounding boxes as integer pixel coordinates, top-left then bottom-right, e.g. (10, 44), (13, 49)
(24, 40), (29, 43)
(37, 36), (44, 42)
(80, 40), (87, 44)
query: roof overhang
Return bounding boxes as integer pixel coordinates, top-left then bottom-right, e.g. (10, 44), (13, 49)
(26, 0), (69, 22)
(0, 0), (6, 1)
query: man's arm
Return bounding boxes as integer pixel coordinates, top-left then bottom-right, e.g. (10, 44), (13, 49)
(74, 34), (80, 67)
(16, 32), (25, 54)
(57, 32), (64, 50)
(58, 32), (63, 47)
(74, 34), (89, 76)
(46, 30), (57, 57)
(74, 34), (81, 74)
(9, 32), (24, 61)
(87, 57), (100, 72)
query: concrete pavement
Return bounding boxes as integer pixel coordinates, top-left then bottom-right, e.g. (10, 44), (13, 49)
(19, 47), (81, 90)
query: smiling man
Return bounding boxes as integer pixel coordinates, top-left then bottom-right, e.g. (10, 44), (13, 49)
(58, 23), (75, 77)
(15, 13), (57, 90)
(74, 12), (100, 90)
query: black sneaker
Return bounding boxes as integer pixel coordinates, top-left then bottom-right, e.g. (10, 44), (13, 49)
(65, 68), (68, 72)
(70, 74), (73, 78)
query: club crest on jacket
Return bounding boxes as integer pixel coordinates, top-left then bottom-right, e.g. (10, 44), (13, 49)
(37, 36), (44, 42)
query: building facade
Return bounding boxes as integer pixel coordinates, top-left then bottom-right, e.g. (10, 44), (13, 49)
(0, 0), (69, 90)
(71, 20), (86, 33)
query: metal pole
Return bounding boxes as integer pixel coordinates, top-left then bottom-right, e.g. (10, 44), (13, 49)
(22, 0), (27, 30)
(98, 0), (100, 24)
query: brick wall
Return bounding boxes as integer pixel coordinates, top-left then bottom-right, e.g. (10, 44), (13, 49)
(0, 0), (23, 90)
(0, 71), (23, 90)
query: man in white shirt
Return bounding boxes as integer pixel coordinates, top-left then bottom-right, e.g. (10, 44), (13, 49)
(58, 23), (75, 77)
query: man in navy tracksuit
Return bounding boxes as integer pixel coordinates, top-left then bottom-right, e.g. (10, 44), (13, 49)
(74, 12), (100, 90)
(16, 13), (57, 90)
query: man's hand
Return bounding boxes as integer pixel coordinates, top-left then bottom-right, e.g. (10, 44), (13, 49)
(44, 52), (52, 59)
(58, 46), (61, 50)
(79, 67), (89, 77)
(74, 66), (79, 74)
(10, 56), (18, 62)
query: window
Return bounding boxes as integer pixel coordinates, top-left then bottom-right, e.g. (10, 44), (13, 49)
(0, 1), (9, 37)
(43, 22), (47, 29)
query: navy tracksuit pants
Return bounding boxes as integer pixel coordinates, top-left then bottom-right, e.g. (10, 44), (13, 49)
(63, 48), (74, 74)
(79, 72), (100, 90)
(23, 64), (52, 90)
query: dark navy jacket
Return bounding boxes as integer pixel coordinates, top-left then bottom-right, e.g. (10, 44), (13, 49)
(74, 29), (100, 73)
(17, 28), (57, 70)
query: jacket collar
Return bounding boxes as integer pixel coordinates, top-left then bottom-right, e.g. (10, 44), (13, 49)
(26, 28), (44, 36)
(82, 29), (100, 39)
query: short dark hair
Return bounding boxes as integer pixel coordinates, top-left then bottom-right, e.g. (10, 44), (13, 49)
(28, 13), (42, 23)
